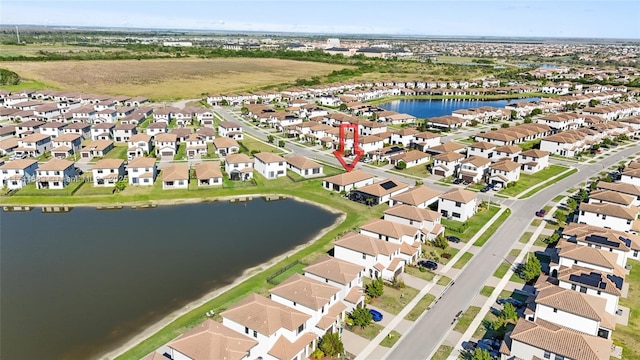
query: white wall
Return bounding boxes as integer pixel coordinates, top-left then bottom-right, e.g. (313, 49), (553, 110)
(577, 211), (632, 232)
(535, 303), (599, 336)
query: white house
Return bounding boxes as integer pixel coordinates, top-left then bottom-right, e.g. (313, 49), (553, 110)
(225, 153), (254, 181)
(254, 152), (287, 179)
(127, 157), (157, 186)
(552, 239), (620, 275)
(0, 158), (38, 190)
(348, 178), (409, 205)
(322, 170), (375, 192)
(562, 222), (637, 266)
(166, 320), (258, 360)
(389, 150), (430, 169)
(154, 133), (178, 159)
(384, 204), (444, 240)
(493, 144), (522, 162)
(218, 121), (244, 140)
(162, 163), (189, 190)
(38, 121), (67, 138)
(284, 155), (323, 178)
(390, 128), (419, 147)
(91, 123), (115, 141)
(113, 124), (138, 142)
(194, 162), (222, 186)
(431, 152), (464, 177)
(439, 188), (477, 221)
(303, 255), (365, 312)
(333, 232), (403, 281)
(145, 122), (168, 137)
(91, 159), (125, 187)
(15, 133), (51, 157)
(212, 137), (240, 156)
(620, 167), (640, 186)
(517, 149), (549, 174)
(467, 141), (496, 160)
(596, 181), (640, 207)
(412, 131), (441, 151)
(50, 133), (82, 159)
(577, 202), (638, 232)
(63, 122), (91, 140)
(185, 134), (208, 158)
(389, 185), (441, 209)
(80, 140), (114, 160)
(488, 159), (521, 186)
(588, 189), (635, 208)
(556, 265), (624, 315)
(458, 156), (491, 183)
(127, 133), (153, 160)
(35, 158), (75, 189)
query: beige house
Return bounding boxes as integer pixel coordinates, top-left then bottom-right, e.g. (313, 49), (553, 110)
(166, 319), (258, 360)
(162, 163), (190, 190)
(194, 162), (222, 186)
(322, 169), (375, 192)
(285, 155), (323, 178)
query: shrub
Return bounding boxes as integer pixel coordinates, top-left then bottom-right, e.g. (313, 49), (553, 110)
(365, 278), (384, 298)
(310, 349), (324, 360)
(441, 253), (452, 259)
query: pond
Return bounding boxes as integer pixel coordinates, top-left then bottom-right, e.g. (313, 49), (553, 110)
(378, 97), (541, 118)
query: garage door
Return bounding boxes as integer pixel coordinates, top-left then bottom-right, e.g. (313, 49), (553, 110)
(434, 170), (445, 176)
(82, 153), (89, 158)
(162, 151), (172, 157)
(461, 174), (474, 183)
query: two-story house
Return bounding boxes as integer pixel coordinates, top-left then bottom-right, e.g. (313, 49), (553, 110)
(333, 232), (403, 281)
(218, 121), (244, 140)
(467, 141), (496, 159)
(185, 134), (208, 158)
(383, 204), (444, 240)
(458, 155), (491, 183)
(225, 153), (254, 181)
(127, 157), (157, 186)
(63, 122), (91, 140)
(577, 202), (638, 232)
(303, 255), (365, 312)
(154, 133), (178, 159)
(439, 188), (477, 221)
(38, 121), (67, 139)
(517, 149), (549, 174)
(91, 159), (125, 187)
(388, 185), (441, 209)
(254, 152), (287, 179)
(15, 133), (51, 157)
(50, 133), (82, 158)
(80, 139), (114, 159)
(488, 159), (521, 187)
(0, 158), (38, 189)
(36, 158), (75, 189)
(431, 152), (464, 177)
(127, 133), (153, 160)
(113, 124), (138, 142)
(91, 123), (115, 141)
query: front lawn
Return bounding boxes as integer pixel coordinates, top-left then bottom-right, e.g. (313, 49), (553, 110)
(520, 168), (578, 198)
(452, 252), (474, 269)
(518, 232), (533, 243)
(453, 306), (481, 333)
(431, 345), (453, 360)
(404, 265), (436, 281)
(437, 275), (452, 286)
(499, 165), (569, 197)
(405, 294), (436, 321)
(239, 135), (283, 154)
(442, 206), (500, 242)
(480, 286), (495, 297)
(14, 181), (85, 196)
(473, 208), (511, 246)
(396, 164), (430, 178)
(493, 262), (511, 279)
(379, 330), (402, 348)
(347, 322), (384, 340)
(364, 279), (419, 315)
(103, 145), (129, 160)
(422, 243), (459, 265)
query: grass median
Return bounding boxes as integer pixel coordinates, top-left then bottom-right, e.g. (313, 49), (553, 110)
(453, 306), (481, 333)
(473, 208), (511, 246)
(499, 165), (569, 197)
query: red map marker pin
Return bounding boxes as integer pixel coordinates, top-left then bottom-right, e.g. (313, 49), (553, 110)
(333, 123), (364, 172)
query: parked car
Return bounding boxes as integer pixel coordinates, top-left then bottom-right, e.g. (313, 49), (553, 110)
(446, 235), (461, 243)
(535, 209), (546, 217)
(369, 309), (383, 322)
(480, 184), (494, 192)
(418, 259), (438, 271)
(462, 341), (478, 351)
(493, 183), (503, 190)
(453, 178), (463, 185)
(497, 297), (524, 308)
(478, 338), (501, 351)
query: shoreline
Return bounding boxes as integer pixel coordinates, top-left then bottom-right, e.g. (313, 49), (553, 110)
(73, 194), (346, 360)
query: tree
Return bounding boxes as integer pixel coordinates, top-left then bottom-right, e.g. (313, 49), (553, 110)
(338, 103), (348, 111)
(278, 140), (285, 148)
(318, 331), (344, 357)
(566, 197), (578, 211)
(577, 188), (589, 203)
(350, 305), (373, 328)
(240, 106), (249, 115)
(471, 348), (493, 360)
(553, 210), (567, 224)
(432, 234), (448, 250)
(115, 180), (127, 193)
(522, 254), (542, 282)
(523, 116), (532, 124)
(267, 135), (275, 144)
(395, 160), (407, 170)
(365, 277), (384, 298)
(589, 99), (600, 107)
(510, 110), (518, 120)
(501, 302), (518, 323)
(531, 108), (542, 116)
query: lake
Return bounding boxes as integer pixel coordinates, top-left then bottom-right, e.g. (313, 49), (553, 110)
(378, 97), (540, 119)
(0, 198), (338, 360)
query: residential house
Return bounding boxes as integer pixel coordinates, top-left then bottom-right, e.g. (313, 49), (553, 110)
(162, 163), (190, 190)
(577, 202), (638, 232)
(556, 265), (624, 315)
(212, 137), (240, 156)
(383, 204), (444, 240)
(38, 121), (67, 139)
(15, 133), (51, 157)
(439, 188), (477, 221)
(127, 157), (157, 186)
(389, 185), (441, 209)
(113, 124), (138, 142)
(0, 137), (18, 156)
(493, 145), (522, 162)
(63, 122), (91, 140)
(359, 218), (421, 263)
(91, 159), (125, 187)
(467, 141), (496, 160)
(303, 255), (365, 312)
(185, 134), (208, 158)
(254, 152), (287, 179)
(389, 150), (430, 169)
(15, 120), (44, 137)
(194, 162), (223, 186)
(145, 122), (168, 138)
(348, 178), (409, 205)
(322, 170), (375, 192)
(218, 121), (244, 140)
(91, 123), (115, 141)
(517, 149), (549, 173)
(0, 125), (16, 141)
(562, 222), (640, 265)
(225, 153), (254, 181)
(390, 128), (419, 147)
(427, 115), (468, 130)
(333, 232), (403, 281)
(552, 239), (621, 275)
(196, 127), (216, 143)
(166, 319), (258, 360)
(35, 159), (75, 189)
(431, 152), (464, 177)
(412, 131), (441, 151)
(596, 181), (640, 207)
(458, 156), (491, 183)
(154, 133), (178, 159)
(488, 159), (521, 187)
(0, 159), (38, 190)
(620, 167), (640, 186)
(588, 189), (635, 208)
(284, 155), (323, 178)
(50, 133), (82, 158)
(80, 140), (114, 159)
(127, 133), (153, 160)
(428, 141), (466, 156)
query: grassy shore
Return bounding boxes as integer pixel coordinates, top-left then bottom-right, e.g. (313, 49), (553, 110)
(366, 92), (549, 106)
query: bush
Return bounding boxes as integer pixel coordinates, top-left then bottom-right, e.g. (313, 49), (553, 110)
(365, 278), (384, 298)
(395, 160), (407, 170)
(350, 304), (373, 328)
(310, 349), (324, 360)
(441, 253), (452, 259)
(319, 331), (344, 357)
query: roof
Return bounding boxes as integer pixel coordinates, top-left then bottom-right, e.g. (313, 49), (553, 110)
(162, 163), (189, 182)
(155, 133), (177, 142)
(221, 294), (310, 336)
(268, 332), (317, 360)
(461, 155), (491, 167)
(212, 137), (239, 149)
(470, 141), (496, 150)
(557, 239), (618, 270)
(557, 265), (623, 296)
(81, 139), (113, 151)
(384, 203), (441, 222)
(225, 153), (252, 164)
(334, 232), (400, 257)
(562, 222), (640, 251)
(535, 285), (615, 329)
(589, 189), (635, 206)
(361, 218), (419, 238)
(440, 188), (477, 204)
(353, 179), (409, 197)
(579, 202), (637, 220)
(127, 157), (156, 168)
(37, 158), (73, 171)
(168, 319), (257, 360)
(520, 149), (549, 158)
(285, 155), (321, 170)
(323, 169), (374, 186)
(269, 273), (340, 311)
(219, 121), (242, 129)
(195, 162), (222, 179)
(490, 159), (521, 172)
(303, 255), (364, 285)
(53, 133), (82, 142)
(507, 318), (611, 360)
(596, 181), (640, 197)
(92, 159), (124, 170)
(390, 150), (430, 163)
(0, 158), (37, 170)
(390, 185), (441, 206)
(430, 141), (465, 153)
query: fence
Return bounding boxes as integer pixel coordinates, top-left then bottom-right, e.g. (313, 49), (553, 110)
(266, 260), (306, 284)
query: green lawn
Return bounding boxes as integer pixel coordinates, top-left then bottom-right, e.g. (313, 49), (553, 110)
(173, 143), (186, 160)
(431, 345), (453, 360)
(453, 306), (481, 333)
(347, 322), (384, 340)
(520, 168), (578, 198)
(437, 275), (452, 286)
(499, 165), (569, 197)
(613, 259), (640, 360)
(364, 279), (419, 315)
(266, 262), (306, 285)
(531, 219), (542, 227)
(493, 262), (511, 279)
(518, 232), (533, 243)
(239, 135), (283, 154)
(480, 286), (495, 297)
(452, 252), (474, 269)
(442, 206), (500, 242)
(508, 249), (521, 257)
(14, 181), (85, 196)
(405, 293), (436, 321)
(552, 195), (565, 203)
(74, 184), (117, 196)
(396, 164), (430, 178)
(473, 208), (511, 246)
(534, 234), (549, 247)
(404, 265), (436, 282)
(380, 330), (402, 348)
(422, 244), (459, 265)
(103, 145), (128, 160)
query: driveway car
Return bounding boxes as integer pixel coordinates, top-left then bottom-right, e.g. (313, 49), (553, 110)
(446, 235), (461, 243)
(369, 309), (383, 322)
(496, 297), (524, 308)
(418, 259), (438, 270)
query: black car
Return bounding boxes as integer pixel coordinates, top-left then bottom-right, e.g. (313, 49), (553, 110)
(480, 185), (493, 192)
(497, 297), (524, 308)
(418, 259), (438, 270)
(446, 235), (461, 243)
(453, 178), (463, 185)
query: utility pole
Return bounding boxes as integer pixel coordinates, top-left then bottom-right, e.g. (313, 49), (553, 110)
(15, 26), (20, 44)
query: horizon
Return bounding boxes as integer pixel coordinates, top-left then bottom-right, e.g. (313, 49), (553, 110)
(1, 0), (639, 40)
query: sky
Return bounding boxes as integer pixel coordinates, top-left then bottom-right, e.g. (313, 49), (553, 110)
(2, 0), (639, 39)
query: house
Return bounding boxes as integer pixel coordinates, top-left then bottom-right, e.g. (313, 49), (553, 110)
(269, 274), (343, 337)
(162, 163), (190, 190)
(517, 149), (549, 174)
(552, 239), (621, 275)
(427, 115), (467, 130)
(284, 155), (323, 178)
(254, 152), (287, 179)
(35, 159), (75, 189)
(0, 125), (16, 141)
(384, 204), (444, 240)
(15, 133), (51, 157)
(431, 152), (464, 177)
(588, 189), (635, 208)
(467, 141), (496, 160)
(91, 123), (115, 141)
(38, 121), (67, 139)
(50, 133), (82, 158)
(0, 137), (18, 156)
(196, 127), (216, 143)
(63, 122), (91, 140)
(562, 222), (639, 265)
(556, 265), (624, 315)
(577, 202), (638, 232)
(428, 141), (466, 155)
(113, 124), (137, 142)
(194, 108), (214, 125)
(596, 181), (640, 207)
(15, 120), (44, 137)
(389, 150), (430, 169)
(458, 156), (491, 183)
(145, 122), (168, 137)
(225, 153), (254, 181)
(166, 319), (258, 360)
(488, 159), (521, 187)
(348, 178), (409, 205)
(212, 137), (240, 156)
(333, 232), (403, 281)
(127, 134), (153, 160)
(493, 144), (522, 162)
(221, 294), (316, 360)
(127, 157), (157, 186)
(439, 188), (477, 221)
(412, 131), (441, 151)
(499, 318), (611, 360)
(91, 159), (125, 187)
(185, 134), (208, 158)
(194, 162), (222, 186)
(390, 128), (419, 147)
(218, 121), (244, 140)
(322, 170), (375, 192)
(389, 185), (441, 209)
(620, 167), (640, 186)
(0, 159), (38, 190)
(154, 133), (178, 159)
(80, 140), (114, 159)
(359, 218), (422, 263)
(303, 255), (365, 312)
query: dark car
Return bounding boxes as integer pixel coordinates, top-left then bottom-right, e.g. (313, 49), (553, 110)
(497, 297), (524, 308)
(446, 235), (461, 243)
(478, 338), (501, 351)
(535, 209), (546, 217)
(462, 341), (478, 351)
(453, 178), (463, 185)
(480, 185), (492, 192)
(369, 309), (383, 322)
(418, 259), (438, 271)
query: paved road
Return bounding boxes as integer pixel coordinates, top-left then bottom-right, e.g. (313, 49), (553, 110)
(386, 144), (640, 360)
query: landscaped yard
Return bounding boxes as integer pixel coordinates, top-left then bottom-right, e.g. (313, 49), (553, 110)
(552, 195), (565, 203)
(405, 293), (436, 321)
(520, 168), (578, 198)
(404, 265), (436, 282)
(364, 278), (419, 315)
(347, 322), (384, 340)
(102, 145), (129, 160)
(453, 306), (481, 332)
(422, 244), (459, 265)
(437, 275), (452, 286)
(442, 206), (500, 242)
(480, 286), (495, 297)
(14, 181), (85, 196)
(266, 262), (306, 285)
(239, 135), (283, 154)
(499, 165), (569, 197)
(613, 259), (640, 360)
(379, 330), (402, 347)
(452, 252), (474, 269)
(493, 262), (511, 279)
(396, 164), (430, 178)
(518, 232), (533, 243)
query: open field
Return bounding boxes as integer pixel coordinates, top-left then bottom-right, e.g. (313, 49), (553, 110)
(1, 58), (350, 100)
(0, 44), (127, 57)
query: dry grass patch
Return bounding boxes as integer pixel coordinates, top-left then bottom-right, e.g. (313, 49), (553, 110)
(2, 58), (350, 100)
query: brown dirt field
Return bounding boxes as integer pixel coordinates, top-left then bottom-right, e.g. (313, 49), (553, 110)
(2, 58), (349, 100)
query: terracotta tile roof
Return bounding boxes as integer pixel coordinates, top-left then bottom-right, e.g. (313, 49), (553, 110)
(334, 232), (400, 257)
(37, 158), (73, 171)
(81, 139), (113, 152)
(384, 203), (440, 222)
(535, 285), (615, 329)
(414, 131), (440, 139)
(490, 158), (520, 172)
(141, 351), (172, 360)
(168, 319), (257, 360)
(155, 133), (177, 142)
(440, 188), (477, 204)
(557, 239), (618, 270)
(589, 189), (635, 206)
(285, 155), (321, 170)
(557, 265), (622, 296)
(433, 151), (464, 162)
(344, 286), (364, 304)
(470, 141), (496, 150)
(579, 202), (637, 220)
(221, 294), (310, 336)
(323, 169), (374, 186)
(390, 185), (441, 206)
(387, 257), (403, 271)
(225, 153), (252, 164)
(20, 133), (50, 143)
(508, 318), (611, 360)
(269, 274), (340, 311)
(267, 332), (317, 360)
(461, 155), (491, 167)
(219, 121), (242, 129)
(0, 159), (37, 170)
(127, 157), (156, 168)
(212, 137), (239, 149)
(392, 128), (419, 136)
(596, 181), (640, 197)
(390, 150), (430, 163)
(195, 162), (222, 179)
(254, 152), (286, 163)
(92, 159), (124, 170)
(431, 141), (465, 153)
(520, 149), (549, 158)
(162, 163), (189, 182)
(361, 218), (418, 239)
(354, 179), (409, 197)
(303, 255), (364, 285)
(563, 222), (640, 251)
(494, 144), (523, 154)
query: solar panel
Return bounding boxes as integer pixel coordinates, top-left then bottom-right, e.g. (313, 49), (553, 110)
(569, 273), (601, 288)
(607, 274), (624, 290)
(618, 236), (632, 248)
(585, 235), (619, 248)
(380, 181), (397, 190)
(599, 282), (607, 289)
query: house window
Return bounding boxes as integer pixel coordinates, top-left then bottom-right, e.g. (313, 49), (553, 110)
(452, 212), (461, 219)
(580, 286), (587, 293)
(554, 355), (564, 360)
(574, 260), (578, 264)
(297, 324), (304, 334)
(362, 253), (366, 260)
(553, 308), (558, 313)
(571, 284), (576, 290)
(634, 250), (639, 257)
(544, 351), (551, 359)
(253, 330), (257, 338)
(455, 202), (461, 207)
(602, 215), (607, 220)
(293, 302), (296, 306)
(597, 290), (601, 295)
(245, 326), (249, 334)
(581, 211), (585, 216)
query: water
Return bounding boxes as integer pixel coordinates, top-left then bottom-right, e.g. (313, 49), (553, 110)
(0, 199), (338, 360)
(378, 97), (540, 119)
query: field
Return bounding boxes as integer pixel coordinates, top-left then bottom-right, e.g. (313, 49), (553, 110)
(1, 58), (350, 100)
(0, 44), (126, 58)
